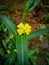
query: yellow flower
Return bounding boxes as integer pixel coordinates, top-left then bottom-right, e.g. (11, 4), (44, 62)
(17, 22), (31, 35)
(17, 23), (24, 29)
(17, 29), (24, 35)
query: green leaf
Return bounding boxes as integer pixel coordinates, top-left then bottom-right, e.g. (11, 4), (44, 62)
(4, 51), (16, 65)
(27, 28), (49, 40)
(0, 48), (4, 56)
(24, 0), (41, 13)
(46, 57), (49, 65)
(2, 40), (7, 50)
(0, 14), (17, 35)
(16, 35), (29, 65)
(28, 0), (41, 12)
(29, 48), (39, 57)
(21, 0), (34, 22)
(22, 0), (41, 23)
(29, 48), (39, 65)
(45, 51), (49, 57)
(24, 0), (34, 12)
(0, 5), (7, 10)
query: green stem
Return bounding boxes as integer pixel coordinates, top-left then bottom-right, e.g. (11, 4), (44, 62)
(21, 12), (27, 23)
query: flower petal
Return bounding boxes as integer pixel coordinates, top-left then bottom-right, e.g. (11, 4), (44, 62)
(25, 23), (31, 29)
(25, 28), (31, 35)
(17, 23), (24, 29)
(17, 29), (24, 35)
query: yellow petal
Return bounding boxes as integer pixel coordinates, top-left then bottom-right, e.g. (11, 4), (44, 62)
(17, 29), (24, 35)
(25, 28), (31, 35)
(25, 23), (31, 29)
(17, 23), (24, 29)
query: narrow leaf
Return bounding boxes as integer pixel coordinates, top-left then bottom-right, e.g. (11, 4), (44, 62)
(24, 0), (34, 12)
(29, 48), (39, 57)
(5, 51), (16, 65)
(2, 40), (7, 50)
(27, 28), (49, 40)
(28, 0), (41, 12)
(22, 0), (41, 22)
(16, 35), (29, 65)
(0, 14), (17, 35)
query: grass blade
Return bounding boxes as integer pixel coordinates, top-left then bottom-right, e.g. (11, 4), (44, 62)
(28, 0), (41, 12)
(16, 35), (29, 65)
(5, 51), (16, 65)
(0, 14), (17, 35)
(27, 28), (49, 40)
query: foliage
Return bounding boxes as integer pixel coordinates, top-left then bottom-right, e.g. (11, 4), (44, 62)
(0, 0), (49, 65)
